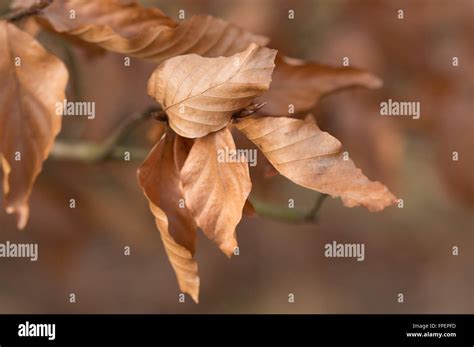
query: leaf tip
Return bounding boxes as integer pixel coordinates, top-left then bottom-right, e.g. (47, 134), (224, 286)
(221, 238), (238, 258)
(365, 73), (384, 89)
(6, 203), (29, 230)
(190, 292), (199, 304)
(179, 279), (200, 304)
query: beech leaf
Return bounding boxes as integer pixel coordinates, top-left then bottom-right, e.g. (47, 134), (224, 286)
(0, 20), (68, 229)
(148, 43), (276, 138)
(16, 0), (269, 63)
(137, 132), (199, 302)
(181, 127), (251, 256)
(235, 116), (397, 212)
(258, 55), (383, 116)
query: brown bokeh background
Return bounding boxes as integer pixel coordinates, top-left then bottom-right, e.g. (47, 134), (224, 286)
(0, 0), (472, 313)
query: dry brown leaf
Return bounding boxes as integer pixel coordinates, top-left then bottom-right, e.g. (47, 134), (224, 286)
(234, 116), (396, 212)
(148, 43), (276, 138)
(0, 20), (68, 229)
(16, 0), (268, 63)
(6, 0), (42, 37)
(316, 94), (403, 189)
(258, 55), (383, 116)
(231, 125), (279, 179)
(137, 131), (199, 302)
(173, 135), (194, 171)
(181, 127), (252, 256)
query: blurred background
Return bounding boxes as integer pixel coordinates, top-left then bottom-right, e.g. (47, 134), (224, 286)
(0, 0), (472, 313)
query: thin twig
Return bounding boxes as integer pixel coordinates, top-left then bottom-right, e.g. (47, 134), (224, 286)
(304, 193), (328, 222)
(4, 0), (53, 22)
(151, 110), (167, 123)
(101, 106), (160, 154)
(249, 193), (328, 224)
(51, 142), (148, 162)
(48, 103), (264, 162)
(51, 107), (160, 163)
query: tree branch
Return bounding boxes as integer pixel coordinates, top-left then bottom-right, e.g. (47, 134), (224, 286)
(2, 1), (328, 225)
(51, 141), (148, 162)
(51, 107), (159, 163)
(50, 103), (266, 162)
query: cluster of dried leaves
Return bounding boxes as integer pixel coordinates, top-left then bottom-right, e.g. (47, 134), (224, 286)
(1, 0), (396, 302)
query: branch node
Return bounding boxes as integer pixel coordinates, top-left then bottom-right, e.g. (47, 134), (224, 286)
(152, 110), (168, 123)
(233, 102), (267, 119)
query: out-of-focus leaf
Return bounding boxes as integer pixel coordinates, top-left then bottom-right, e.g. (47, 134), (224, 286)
(258, 55), (382, 116)
(0, 20), (68, 229)
(13, 0), (268, 63)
